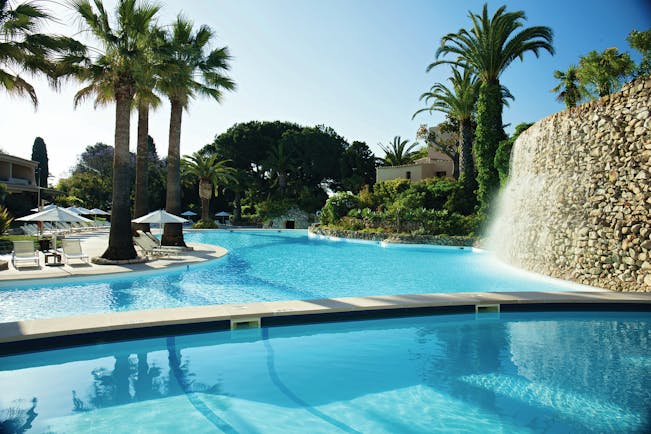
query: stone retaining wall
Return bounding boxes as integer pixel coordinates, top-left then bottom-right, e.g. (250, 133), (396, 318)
(309, 226), (476, 246)
(489, 77), (650, 292)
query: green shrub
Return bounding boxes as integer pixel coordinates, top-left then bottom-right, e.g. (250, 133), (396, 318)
(372, 179), (411, 205)
(320, 192), (360, 225)
(338, 216), (365, 231)
(256, 198), (296, 220)
(0, 206), (13, 234)
(193, 219), (219, 229)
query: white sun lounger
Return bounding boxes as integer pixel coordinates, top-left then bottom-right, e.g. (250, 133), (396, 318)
(12, 240), (40, 268)
(61, 239), (90, 264)
(133, 235), (184, 257)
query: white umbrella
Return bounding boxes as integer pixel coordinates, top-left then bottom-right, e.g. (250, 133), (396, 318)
(132, 210), (189, 236)
(181, 210), (197, 216)
(89, 208), (110, 216)
(66, 206), (82, 214)
(30, 203), (56, 212)
(132, 209), (189, 224)
(18, 206), (92, 249)
(215, 211), (231, 217)
(18, 206), (92, 223)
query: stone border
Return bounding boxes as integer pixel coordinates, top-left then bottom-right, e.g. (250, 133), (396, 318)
(91, 256), (149, 265)
(1, 291), (650, 349)
(309, 225), (476, 246)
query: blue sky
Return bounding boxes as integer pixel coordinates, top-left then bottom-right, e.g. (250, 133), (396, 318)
(2, 0), (650, 182)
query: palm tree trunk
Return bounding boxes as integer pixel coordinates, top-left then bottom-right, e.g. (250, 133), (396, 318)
(233, 190), (241, 223)
(459, 118), (474, 178)
(102, 87), (137, 260)
(162, 98), (186, 247)
(474, 80), (506, 214)
(198, 178), (212, 222)
(133, 102), (150, 233)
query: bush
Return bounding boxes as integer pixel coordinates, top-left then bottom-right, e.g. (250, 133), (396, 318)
(0, 206), (13, 234)
(320, 192), (360, 225)
(193, 219), (219, 229)
(372, 179), (411, 205)
(256, 198), (296, 220)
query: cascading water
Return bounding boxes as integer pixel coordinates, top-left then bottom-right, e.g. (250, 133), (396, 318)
(486, 118), (591, 279)
(484, 76), (650, 292)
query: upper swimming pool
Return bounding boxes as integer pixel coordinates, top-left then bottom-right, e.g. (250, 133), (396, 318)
(0, 230), (597, 323)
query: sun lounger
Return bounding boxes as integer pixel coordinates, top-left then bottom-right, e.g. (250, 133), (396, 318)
(22, 224), (39, 236)
(133, 235), (183, 257)
(12, 240), (40, 268)
(137, 230), (193, 251)
(61, 239), (89, 264)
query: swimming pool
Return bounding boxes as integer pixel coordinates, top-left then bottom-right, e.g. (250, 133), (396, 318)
(0, 230), (597, 323)
(1, 311), (649, 433)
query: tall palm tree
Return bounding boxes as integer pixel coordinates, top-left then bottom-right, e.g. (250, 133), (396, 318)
(133, 25), (164, 232)
(578, 48), (634, 98)
(158, 16), (235, 246)
(430, 3), (554, 212)
(264, 141), (295, 196)
(551, 65), (587, 108)
(1, 0), (83, 106)
(181, 152), (237, 223)
(379, 136), (420, 166)
(71, 0), (160, 260)
(414, 67), (479, 180)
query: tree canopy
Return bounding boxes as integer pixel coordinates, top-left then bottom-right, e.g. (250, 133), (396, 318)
(31, 137), (48, 187)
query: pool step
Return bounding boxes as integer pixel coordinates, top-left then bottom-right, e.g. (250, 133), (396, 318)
(231, 317), (261, 330)
(475, 304), (500, 314)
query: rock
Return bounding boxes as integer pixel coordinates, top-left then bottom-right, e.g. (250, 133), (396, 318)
(631, 223), (642, 234)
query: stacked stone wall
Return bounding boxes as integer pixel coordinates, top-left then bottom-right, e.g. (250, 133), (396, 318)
(490, 77), (650, 292)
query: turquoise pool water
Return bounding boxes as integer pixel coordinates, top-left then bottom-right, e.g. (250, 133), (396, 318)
(0, 230), (595, 323)
(1, 311), (649, 433)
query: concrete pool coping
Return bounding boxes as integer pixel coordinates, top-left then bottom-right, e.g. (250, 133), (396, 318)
(1, 290), (650, 351)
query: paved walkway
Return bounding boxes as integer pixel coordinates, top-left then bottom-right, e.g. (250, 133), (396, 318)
(0, 229), (227, 282)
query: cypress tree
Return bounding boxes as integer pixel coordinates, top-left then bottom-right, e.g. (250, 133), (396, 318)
(31, 137), (49, 188)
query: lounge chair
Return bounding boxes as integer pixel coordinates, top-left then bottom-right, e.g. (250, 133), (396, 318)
(22, 224), (39, 236)
(133, 235), (182, 257)
(61, 239), (89, 264)
(12, 240), (40, 268)
(137, 230), (193, 251)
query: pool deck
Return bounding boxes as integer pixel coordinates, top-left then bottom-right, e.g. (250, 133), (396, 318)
(0, 229), (227, 281)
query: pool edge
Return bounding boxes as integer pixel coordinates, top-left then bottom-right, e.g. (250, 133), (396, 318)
(1, 290), (650, 354)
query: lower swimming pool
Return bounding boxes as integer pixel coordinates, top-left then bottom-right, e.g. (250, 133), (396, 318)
(0, 230), (597, 323)
(1, 310), (649, 433)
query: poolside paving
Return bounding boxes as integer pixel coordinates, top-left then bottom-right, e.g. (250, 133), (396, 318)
(0, 229), (227, 281)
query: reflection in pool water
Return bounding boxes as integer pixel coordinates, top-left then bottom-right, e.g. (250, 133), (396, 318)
(1, 311), (649, 433)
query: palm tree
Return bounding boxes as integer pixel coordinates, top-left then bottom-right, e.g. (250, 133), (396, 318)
(430, 3), (554, 212)
(551, 65), (586, 108)
(158, 16), (235, 246)
(1, 0), (83, 106)
(264, 141), (295, 196)
(133, 26), (164, 232)
(414, 67), (479, 180)
(578, 48), (634, 98)
(181, 152), (237, 223)
(379, 136), (420, 166)
(71, 0), (160, 260)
